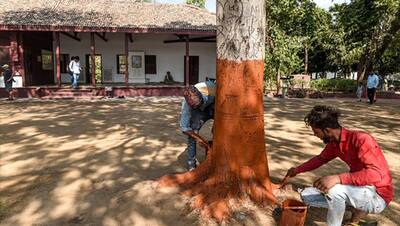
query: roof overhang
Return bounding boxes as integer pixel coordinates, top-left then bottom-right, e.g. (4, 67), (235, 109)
(0, 24), (216, 35)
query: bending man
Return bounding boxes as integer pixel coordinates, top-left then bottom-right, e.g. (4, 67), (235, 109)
(179, 80), (216, 171)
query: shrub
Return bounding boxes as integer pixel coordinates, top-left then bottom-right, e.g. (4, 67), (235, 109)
(310, 79), (357, 92)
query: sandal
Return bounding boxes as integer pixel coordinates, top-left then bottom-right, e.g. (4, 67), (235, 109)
(343, 220), (378, 226)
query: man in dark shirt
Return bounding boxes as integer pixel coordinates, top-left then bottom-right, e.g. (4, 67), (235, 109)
(2, 64), (14, 100)
(285, 105), (393, 226)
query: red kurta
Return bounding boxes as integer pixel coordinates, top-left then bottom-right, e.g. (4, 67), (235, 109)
(294, 128), (393, 204)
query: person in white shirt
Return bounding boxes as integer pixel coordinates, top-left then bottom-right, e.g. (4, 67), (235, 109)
(70, 56), (82, 89)
(366, 72), (379, 105)
(356, 82), (364, 102)
(68, 56), (75, 86)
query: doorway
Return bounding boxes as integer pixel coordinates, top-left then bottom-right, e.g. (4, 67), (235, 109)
(23, 32), (54, 85)
(184, 56), (199, 85)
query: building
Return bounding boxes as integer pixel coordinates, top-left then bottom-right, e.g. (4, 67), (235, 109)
(0, 0), (216, 97)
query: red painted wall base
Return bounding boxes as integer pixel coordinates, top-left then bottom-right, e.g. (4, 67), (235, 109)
(0, 86), (184, 98)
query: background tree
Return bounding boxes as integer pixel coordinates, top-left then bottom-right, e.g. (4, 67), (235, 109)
(264, 0), (400, 86)
(160, 0), (278, 221)
(332, 0), (400, 80)
(186, 0), (205, 8)
(295, 0), (330, 75)
(265, 0), (303, 94)
(376, 32), (400, 76)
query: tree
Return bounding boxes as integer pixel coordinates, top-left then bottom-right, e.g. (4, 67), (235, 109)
(331, 0), (400, 80)
(376, 32), (400, 76)
(159, 0), (278, 221)
(265, 0), (304, 94)
(186, 0), (205, 8)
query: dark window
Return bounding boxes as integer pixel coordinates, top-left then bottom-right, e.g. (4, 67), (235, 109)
(0, 47), (10, 66)
(41, 49), (53, 71)
(117, 54), (126, 74)
(0, 33), (9, 46)
(60, 54), (69, 73)
(145, 55), (156, 74)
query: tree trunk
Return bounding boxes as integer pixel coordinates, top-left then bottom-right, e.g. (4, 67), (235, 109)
(304, 43), (308, 75)
(357, 51), (372, 81)
(159, 0), (278, 221)
(276, 66), (281, 95)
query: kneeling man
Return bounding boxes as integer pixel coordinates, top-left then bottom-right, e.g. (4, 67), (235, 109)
(286, 105), (393, 226)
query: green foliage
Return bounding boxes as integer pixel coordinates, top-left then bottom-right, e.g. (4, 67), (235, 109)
(186, 0), (205, 8)
(377, 33), (400, 75)
(310, 79), (358, 92)
(264, 0), (400, 84)
(265, 0), (306, 83)
(331, 0), (400, 76)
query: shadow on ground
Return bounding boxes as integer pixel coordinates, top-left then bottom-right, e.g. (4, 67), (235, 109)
(0, 97), (399, 226)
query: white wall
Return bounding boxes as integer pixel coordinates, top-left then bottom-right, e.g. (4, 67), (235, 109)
(0, 76), (23, 88)
(54, 33), (216, 84)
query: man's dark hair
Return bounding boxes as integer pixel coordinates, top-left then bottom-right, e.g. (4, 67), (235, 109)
(304, 105), (341, 129)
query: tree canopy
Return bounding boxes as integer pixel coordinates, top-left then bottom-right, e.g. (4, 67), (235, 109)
(265, 0), (400, 84)
(186, 0), (205, 8)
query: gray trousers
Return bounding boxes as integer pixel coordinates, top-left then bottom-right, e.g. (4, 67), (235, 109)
(187, 105), (213, 167)
(301, 184), (386, 226)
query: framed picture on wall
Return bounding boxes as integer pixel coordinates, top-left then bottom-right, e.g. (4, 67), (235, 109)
(131, 55), (142, 68)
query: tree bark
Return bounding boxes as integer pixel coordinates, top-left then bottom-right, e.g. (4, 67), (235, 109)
(357, 42), (377, 81)
(159, 0), (278, 221)
(304, 43), (308, 75)
(276, 66), (281, 95)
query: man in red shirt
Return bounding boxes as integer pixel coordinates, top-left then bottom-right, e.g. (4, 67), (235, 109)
(285, 105), (393, 226)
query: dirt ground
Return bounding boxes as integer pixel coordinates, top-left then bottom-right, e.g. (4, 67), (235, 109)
(0, 97), (399, 226)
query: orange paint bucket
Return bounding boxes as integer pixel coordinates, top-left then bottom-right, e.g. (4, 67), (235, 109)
(279, 199), (308, 226)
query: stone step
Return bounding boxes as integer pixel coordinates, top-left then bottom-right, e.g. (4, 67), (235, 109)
(46, 92), (96, 96)
(51, 89), (94, 92)
(44, 92), (96, 96)
(40, 96), (104, 100)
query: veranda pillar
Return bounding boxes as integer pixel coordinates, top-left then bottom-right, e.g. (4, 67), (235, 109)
(53, 32), (61, 87)
(185, 35), (189, 86)
(90, 32), (96, 86)
(124, 33), (129, 86)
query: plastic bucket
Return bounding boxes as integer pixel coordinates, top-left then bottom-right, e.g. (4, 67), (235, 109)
(279, 199), (308, 226)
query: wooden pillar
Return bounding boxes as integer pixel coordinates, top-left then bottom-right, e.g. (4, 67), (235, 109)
(125, 33), (129, 86)
(90, 32), (96, 86)
(185, 35), (190, 86)
(54, 32), (61, 87)
(9, 32), (18, 72)
(17, 32), (26, 87)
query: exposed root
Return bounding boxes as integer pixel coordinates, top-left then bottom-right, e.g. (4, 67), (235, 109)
(158, 150), (212, 187)
(157, 132), (279, 221)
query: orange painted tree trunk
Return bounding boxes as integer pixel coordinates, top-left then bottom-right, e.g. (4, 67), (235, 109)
(159, 0), (278, 221)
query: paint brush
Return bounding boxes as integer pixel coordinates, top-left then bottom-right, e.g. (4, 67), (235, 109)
(320, 192), (332, 201)
(279, 175), (290, 188)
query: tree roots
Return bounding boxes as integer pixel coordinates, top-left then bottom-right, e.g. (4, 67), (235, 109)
(158, 148), (279, 221)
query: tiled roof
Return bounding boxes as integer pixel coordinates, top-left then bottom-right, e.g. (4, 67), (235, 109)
(0, 0), (216, 33)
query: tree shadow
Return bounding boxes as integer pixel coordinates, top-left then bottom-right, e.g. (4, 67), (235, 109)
(0, 97), (399, 226)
